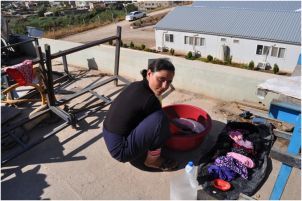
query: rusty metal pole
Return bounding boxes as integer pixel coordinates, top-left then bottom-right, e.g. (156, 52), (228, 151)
(44, 44), (56, 106)
(114, 26), (121, 86)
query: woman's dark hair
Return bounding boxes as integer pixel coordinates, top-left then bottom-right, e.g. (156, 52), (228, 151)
(141, 59), (175, 79)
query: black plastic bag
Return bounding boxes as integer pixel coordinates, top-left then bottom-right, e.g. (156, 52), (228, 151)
(197, 122), (276, 200)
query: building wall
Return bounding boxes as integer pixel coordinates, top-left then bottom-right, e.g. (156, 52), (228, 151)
(75, 1), (89, 8)
(137, 1), (172, 11)
(38, 38), (282, 106)
(155, 29), (300, 73)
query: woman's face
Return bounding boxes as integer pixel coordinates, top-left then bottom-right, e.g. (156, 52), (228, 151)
(147, 69), (174, 96)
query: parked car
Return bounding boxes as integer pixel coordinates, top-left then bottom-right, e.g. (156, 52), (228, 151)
(125, 11), (146, 21)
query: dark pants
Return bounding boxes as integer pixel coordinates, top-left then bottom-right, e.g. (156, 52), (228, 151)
(103, 110), (170, 162)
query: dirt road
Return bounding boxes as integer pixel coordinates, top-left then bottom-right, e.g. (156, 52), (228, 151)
(62, 8), (173, 48)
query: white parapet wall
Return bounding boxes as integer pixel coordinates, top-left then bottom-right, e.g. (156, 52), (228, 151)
(38, 38), (281, 105)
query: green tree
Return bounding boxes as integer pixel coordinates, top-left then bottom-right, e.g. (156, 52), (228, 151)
(248, 61), (254, 70)
(186, 51), (193, 59)
(207, 55), (213, 62)
(170, 48), (175, 55)
(37, 6), (47, 17)
(141, 44), (145, 50)
(273, 64), (279, 74)
(126, 4), (138, 13)
(130, 41), (134, 48)
(50, 7), (60, 16)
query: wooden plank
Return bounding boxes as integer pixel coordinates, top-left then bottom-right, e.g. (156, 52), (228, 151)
(273, 129), (292, 140)
(270, 148), (301, 169)
(234, 100), (268, 111)
(239, 193), (255, 200)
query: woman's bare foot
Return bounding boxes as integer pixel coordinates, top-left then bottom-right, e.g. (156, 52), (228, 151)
(144, 153), (178, 171)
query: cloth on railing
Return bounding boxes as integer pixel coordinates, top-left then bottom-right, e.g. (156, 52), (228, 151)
(3, 60), (34, 86)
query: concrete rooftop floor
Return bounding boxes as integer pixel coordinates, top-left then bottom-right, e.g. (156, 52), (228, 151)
(1, 64), (301, 200)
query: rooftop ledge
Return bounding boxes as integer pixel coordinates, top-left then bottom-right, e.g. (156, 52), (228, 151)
(37, 37), (284, 108)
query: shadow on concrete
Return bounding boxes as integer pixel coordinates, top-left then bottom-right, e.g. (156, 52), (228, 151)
(130, 120), (226, 172)
(87, 58), (98, 70)
(1, 165), (49, 200)
(3, 110), (107, 167)
(1, 110), (107, 199)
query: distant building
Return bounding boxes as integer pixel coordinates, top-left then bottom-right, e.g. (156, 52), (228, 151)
(89, 2), (106, 11)
(49, 1), (62, 7)
(25, 1), (38, 9)
(75, 1), (89, 9)
(155, 1), (301, 72)
(68, 1), (76, 8)
(136, 1), (172, 11)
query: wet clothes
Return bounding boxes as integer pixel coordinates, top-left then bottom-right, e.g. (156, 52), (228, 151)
(103, 80), (170, 162)
(171, 118), (205, 134)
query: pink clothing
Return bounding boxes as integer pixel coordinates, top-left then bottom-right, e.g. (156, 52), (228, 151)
(4, 60), (34, 86)
(227, 152), (255, 168)
(228, 131), (254, 149)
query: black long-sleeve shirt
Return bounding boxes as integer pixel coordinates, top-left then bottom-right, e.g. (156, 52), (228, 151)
(103, 79), (161, 136)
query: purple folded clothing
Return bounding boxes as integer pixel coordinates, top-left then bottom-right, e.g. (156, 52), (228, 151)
(208, 164), (237, 181)
(215, 155), (248, 179)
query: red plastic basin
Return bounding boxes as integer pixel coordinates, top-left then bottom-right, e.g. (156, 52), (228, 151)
(163, 104), (212, 151)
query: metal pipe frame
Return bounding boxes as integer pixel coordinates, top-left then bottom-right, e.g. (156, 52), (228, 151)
(2, 26), (129, 164)
(1, 38), (37, 50)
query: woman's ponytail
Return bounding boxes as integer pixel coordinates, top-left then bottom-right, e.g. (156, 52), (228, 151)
(140, 69), (147, 79)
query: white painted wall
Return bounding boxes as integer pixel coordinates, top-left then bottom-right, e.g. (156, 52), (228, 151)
(155, 29), (300, 73)
(38, 38), (283, 106)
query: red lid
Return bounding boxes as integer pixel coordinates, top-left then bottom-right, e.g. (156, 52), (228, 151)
(212, 179), (231, 191)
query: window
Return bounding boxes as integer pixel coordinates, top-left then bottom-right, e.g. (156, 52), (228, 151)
(278, 48), (285, 58)
(184, 36), (189, 44)
(170, 34), (174, 42)
(184, 36), (205, 46)
(263, 46), (270, 55)
(271, 47), (278, 57)
(221, 38), (226, 42)
(233, 39), (239, 43)
(256, 45), (270, 55)
(199, 38), (205, 46)
(189, 37), (194, 45)
(165, 34), (173, 42)
(256, 45), (263, 55)
(165, 34), (169, 42)
(195, 37), (200, 46)
(271, 46), (286, 58)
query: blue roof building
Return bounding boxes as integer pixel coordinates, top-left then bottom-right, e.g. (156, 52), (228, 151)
(154, 1), (301, 72)
(191, 1), (301, 12)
